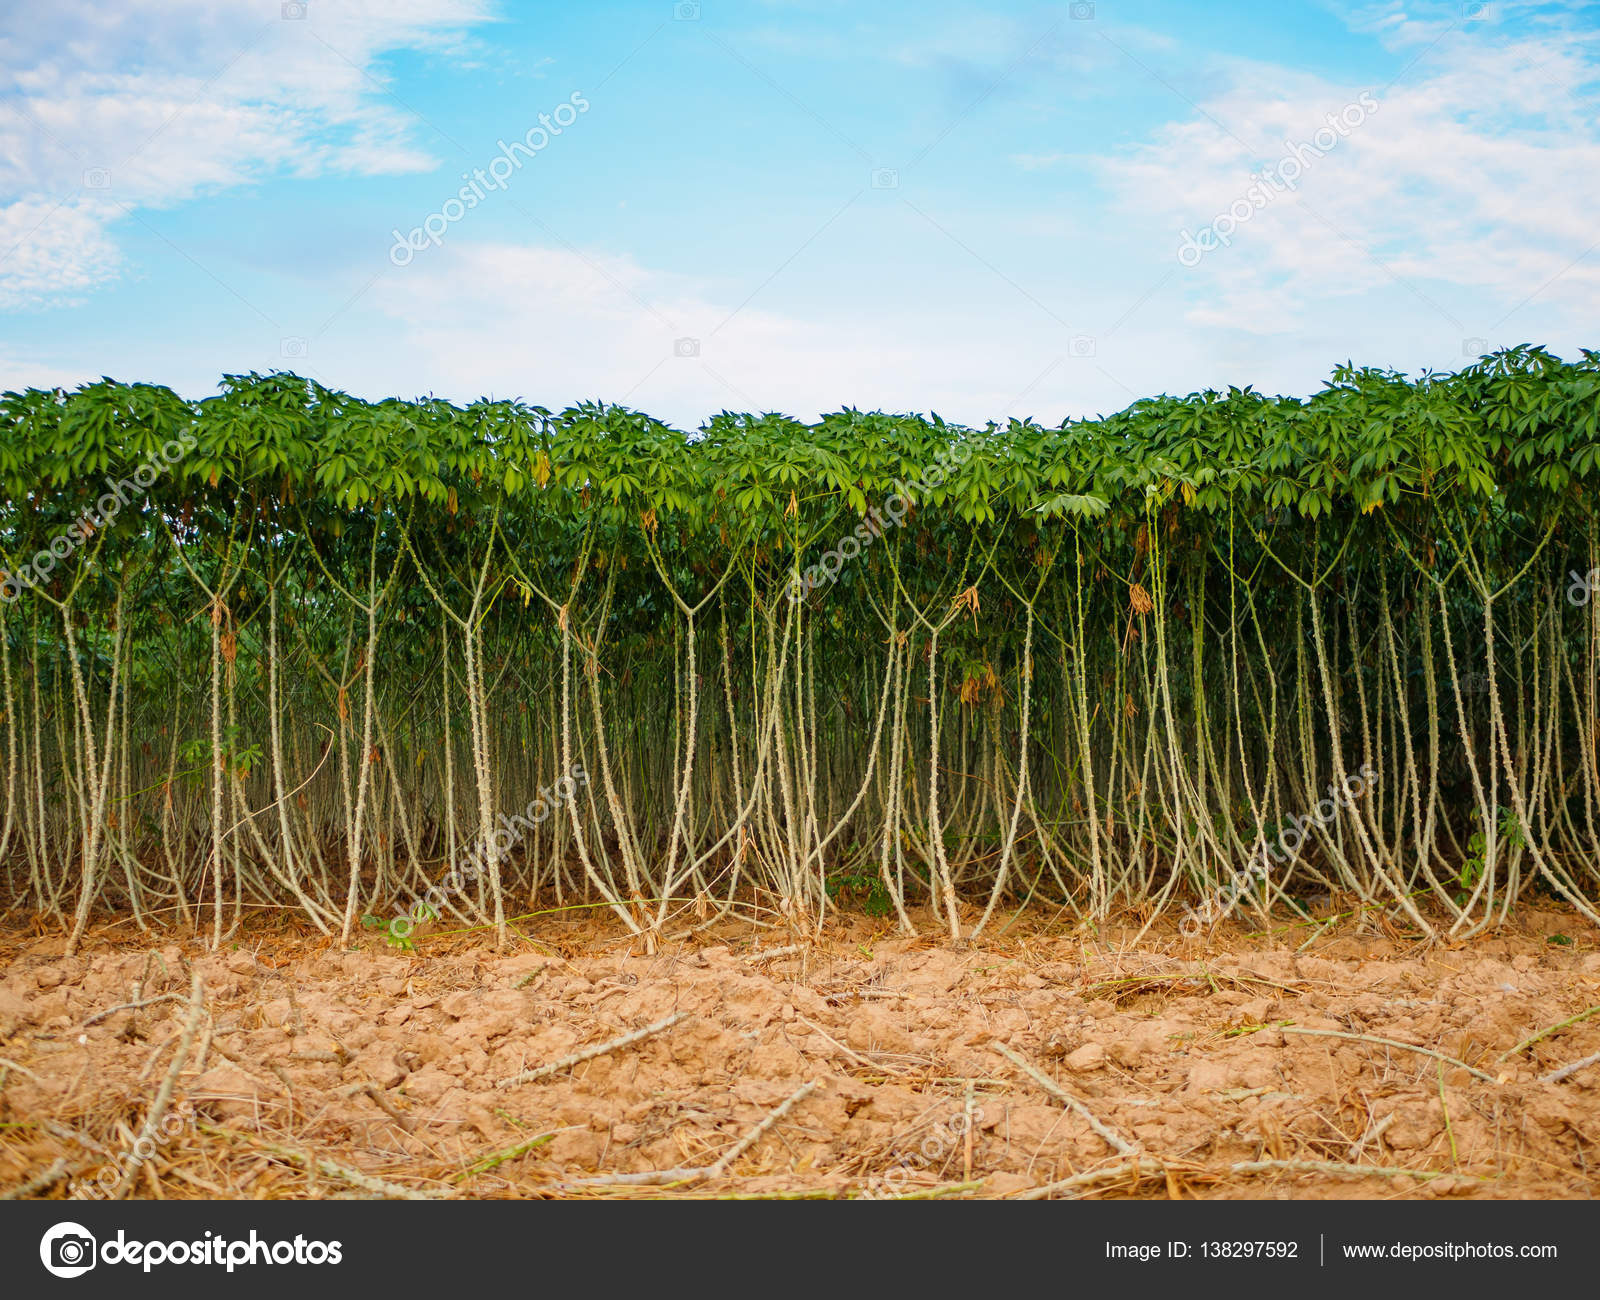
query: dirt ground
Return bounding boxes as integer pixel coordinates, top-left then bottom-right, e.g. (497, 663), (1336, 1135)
(3, 903), (1599, 1200)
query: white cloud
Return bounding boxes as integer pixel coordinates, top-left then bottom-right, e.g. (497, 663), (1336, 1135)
(1092, 28), (1600, 335)
(0, 198), (121, 305)
(1332, 0), (1567, 50)
(357, 233), (1487, 429)
(0, 0), (494, 306)
(0, 349), (92, 395)
(358, 240), (1147, 426)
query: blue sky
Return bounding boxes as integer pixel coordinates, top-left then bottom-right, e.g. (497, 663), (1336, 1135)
(1, 0), (1597, 426)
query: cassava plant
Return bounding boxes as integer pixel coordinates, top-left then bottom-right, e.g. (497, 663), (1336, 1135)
(2, 346), (1599, 952)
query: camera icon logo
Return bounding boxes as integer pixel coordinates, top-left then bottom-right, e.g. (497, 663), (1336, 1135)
(1462, 336), (1488, 357)
(674, 337), (700, 358)
(1069, 334), (1097, 358)
(41, 1222), (97, 1278)
(281, 337), (309, 359)
(871, 167), (899, 189)
(282, 1), (308, 18)
(1069, 1), (1095, 18)
(83, 168), (111, 190)
(674, 1), (700, 19)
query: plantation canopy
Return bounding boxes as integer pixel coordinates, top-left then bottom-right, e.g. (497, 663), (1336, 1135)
(2, 344), (1597, 528)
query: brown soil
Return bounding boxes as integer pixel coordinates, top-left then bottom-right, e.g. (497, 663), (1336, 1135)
(3, 905), (1599, 1200)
